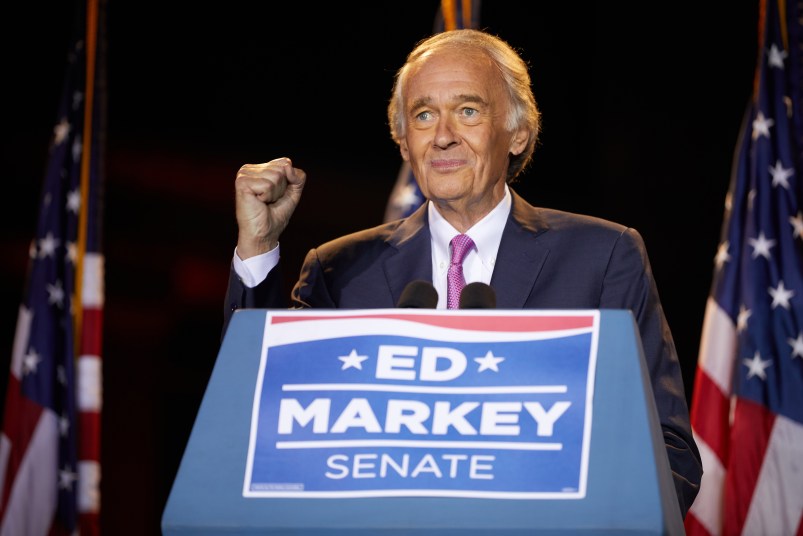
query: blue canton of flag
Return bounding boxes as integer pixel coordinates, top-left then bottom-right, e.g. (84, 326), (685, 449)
(685, 0), (803, 534)
(383, 0), (482, 222)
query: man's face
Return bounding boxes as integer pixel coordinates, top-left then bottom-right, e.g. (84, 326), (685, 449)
(400, 48), (528, 221)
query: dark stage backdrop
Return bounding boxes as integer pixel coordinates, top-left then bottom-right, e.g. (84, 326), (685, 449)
(2, 2), (758, 534)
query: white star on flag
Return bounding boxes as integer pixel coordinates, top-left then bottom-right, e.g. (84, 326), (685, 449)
(71, 90), (83, 111)
(38, 232), (60, 258)
(47, 280), (65, 308)
(394, 183), (422, 212)
(749, 231), (776, 259)
(57, 365), (67, 385)
(66, 241), (77, 264)
(474, 351), (505, 372)
(751, 111), (774, 139)
(789, 211), (803, 238)
(72, 135), (82, 162)
(787, 332), (803, 359)
(338, 349), (369, 370)
(714, 240), (731, 269)
(59, 467), (78, 490)
(22, 349), (41, 376)
(53, 117), (71, 145)
(769, 160), (794, 189)
(66, 188), (81, 213)
(768, 280), (794, 309)
(59, 414), (70, 437)
(736, 305), (752, 333)
(743, 351), (772, 380)
(767, 43), (787, 68)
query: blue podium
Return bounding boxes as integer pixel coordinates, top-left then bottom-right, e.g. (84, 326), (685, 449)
(162, 309), (683, 535)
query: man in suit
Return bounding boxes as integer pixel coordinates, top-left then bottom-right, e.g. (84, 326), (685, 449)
(224, 29), (702, 516)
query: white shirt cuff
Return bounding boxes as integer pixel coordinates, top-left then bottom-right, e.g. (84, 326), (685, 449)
(233, 245), (279, 288)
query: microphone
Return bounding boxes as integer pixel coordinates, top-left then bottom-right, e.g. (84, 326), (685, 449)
(397, 280), (438, 308)
(459, 282), (497, 309)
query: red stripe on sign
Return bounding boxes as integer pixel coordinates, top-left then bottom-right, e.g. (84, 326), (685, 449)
(689, 368), (730, 461)
(0, 375), (44, 516)
(723, 398), (775, 536)
(270, 314), (595, 332)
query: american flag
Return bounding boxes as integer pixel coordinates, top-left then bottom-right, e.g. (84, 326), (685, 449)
(383, 0), (482, 223)
(684, 0), (803, 534)
(0, 0), (105, 534)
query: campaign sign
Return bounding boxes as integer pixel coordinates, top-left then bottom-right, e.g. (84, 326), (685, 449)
(243, 309), (599, 500)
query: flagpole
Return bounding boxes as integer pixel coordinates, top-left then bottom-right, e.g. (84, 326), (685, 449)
(75, 0), (98, 355)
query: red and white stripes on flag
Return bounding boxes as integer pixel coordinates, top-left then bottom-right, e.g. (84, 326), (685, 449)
(76, 253), (103, 531)
(684, 0), (803, 534)
(0, 0), (105, 534)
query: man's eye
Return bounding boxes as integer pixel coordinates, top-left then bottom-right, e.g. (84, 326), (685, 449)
(416, 111), (433, 121)
(461, 107), (478, 117)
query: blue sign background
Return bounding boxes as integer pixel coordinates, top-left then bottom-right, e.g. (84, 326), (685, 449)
(245, 315), (596, 498)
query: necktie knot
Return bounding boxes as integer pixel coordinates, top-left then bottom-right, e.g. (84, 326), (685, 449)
(447, 234), (475, 309)
(450, 234), (475, 266)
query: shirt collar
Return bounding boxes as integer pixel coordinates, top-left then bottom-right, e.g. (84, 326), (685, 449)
(428, 185), (512, 271)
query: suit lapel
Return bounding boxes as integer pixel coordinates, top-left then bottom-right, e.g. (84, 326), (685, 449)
(380, 190), (549, 309)
(491, 190), (550, 308)
(383, 204), (433, 306)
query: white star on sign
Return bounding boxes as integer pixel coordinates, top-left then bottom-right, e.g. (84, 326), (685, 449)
(474, 351), (505, 372)
(338, 349), (369, 370)
(743, 351), (772, 380)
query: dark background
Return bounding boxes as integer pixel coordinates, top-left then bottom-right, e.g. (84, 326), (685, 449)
(2, 2), (758, 534)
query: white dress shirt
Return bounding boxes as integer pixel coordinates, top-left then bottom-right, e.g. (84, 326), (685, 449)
(427, 186), (511, 308)
(233, 185), (512, 309)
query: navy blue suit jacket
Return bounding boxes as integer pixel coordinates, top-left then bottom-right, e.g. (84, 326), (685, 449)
(224, 188), (702, 516)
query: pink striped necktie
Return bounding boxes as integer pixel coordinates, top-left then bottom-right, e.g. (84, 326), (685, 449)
(447, 234), (476, 309)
